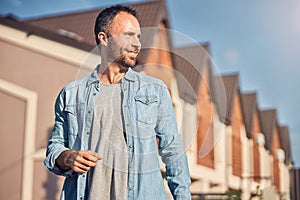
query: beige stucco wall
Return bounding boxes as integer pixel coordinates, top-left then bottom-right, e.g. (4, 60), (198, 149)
(0, 92), (26, 199)
(0, 24), (91, 199)
(0, 39), (86, 149)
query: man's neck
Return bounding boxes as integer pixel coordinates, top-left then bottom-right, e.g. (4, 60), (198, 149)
(98, 62), (128, 84)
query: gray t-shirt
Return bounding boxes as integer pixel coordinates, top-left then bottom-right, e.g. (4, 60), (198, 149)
(87, 82), (128, 200)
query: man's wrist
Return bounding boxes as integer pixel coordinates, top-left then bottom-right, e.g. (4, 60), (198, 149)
(56, 149), (75, 170)
(64, 150), (77, 169)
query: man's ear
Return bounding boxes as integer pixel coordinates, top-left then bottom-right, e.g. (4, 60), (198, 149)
(98, 32), (108, 46)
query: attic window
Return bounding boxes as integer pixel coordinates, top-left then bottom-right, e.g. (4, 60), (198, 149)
(57, 29), (83, 42)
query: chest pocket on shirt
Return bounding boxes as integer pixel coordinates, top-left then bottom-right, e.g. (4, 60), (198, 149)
(64, 104), (85, 135)
(134, 95), (159, 125)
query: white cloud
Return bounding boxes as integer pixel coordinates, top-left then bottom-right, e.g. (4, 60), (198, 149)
(224, 49), (240, 65)
(10, 0), (22, 7)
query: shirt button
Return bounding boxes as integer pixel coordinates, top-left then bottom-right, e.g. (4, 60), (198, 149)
(129, 187), (133, 191)
(129, 144), (133, 148)
(88, 110), (91, 114)
(124, 105), (127, 108)
(123, 88), (127, 90)
(93, 93), (97, 96)
(127, 123), (131, 127)
(80, 197), (83, 200)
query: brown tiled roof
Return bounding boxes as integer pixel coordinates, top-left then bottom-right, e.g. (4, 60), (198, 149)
(172, 43), (228, 122)
(212, 75), (227, 123)
(220, 73), (240, 125)
(279, 126), (292, 166)
(1, 0), (169, 53)
(0, 15), (93, 51)
(25, 10), (98, 47)
(172, 43), (210, 104)
(259, 109), (277, 151)
(24, 0), (168, 47)
(241, 92), (258, 139)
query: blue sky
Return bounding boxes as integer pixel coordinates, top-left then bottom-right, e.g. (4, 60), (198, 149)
(1, 0), (299, 167)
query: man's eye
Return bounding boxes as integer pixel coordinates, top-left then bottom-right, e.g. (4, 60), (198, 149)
(125, 32), (135, 37)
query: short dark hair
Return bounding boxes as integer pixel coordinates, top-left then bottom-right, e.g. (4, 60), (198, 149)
(94, 4), (138, 45)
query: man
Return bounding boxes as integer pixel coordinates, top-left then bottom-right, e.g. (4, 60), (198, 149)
(44, 4), (191, 200)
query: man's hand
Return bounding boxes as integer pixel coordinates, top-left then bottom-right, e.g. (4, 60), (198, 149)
(56, 150), (102, 173)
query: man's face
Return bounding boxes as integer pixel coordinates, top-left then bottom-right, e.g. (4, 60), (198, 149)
(106, 12), (141, 68)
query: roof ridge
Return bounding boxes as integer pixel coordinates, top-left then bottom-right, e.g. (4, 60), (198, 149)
(0, 16), (94, 51)
(241, 92), (258, 138)
(259, 108), (278, 151)
(243, 91), (257, 97)
(221, 73), (240, 124)
(24, 0), (160, 22)
(222, 72), (239, 78)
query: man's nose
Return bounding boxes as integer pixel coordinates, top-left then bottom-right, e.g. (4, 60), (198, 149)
(131, 36), (141, 50)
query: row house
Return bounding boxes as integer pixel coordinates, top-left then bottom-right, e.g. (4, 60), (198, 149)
(0, 0), (294, 199)
(242, 93), (270, 189)
(259, 109), (292, 199)
(172, 44), (228, 197)
(173, 42), (293, 199)
(221, 74), (252, 199)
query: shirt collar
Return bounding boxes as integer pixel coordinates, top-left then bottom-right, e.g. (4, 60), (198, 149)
(87, 65), (138, 86)
(86, 65), (100, 86)
(123, 67), (138, 82)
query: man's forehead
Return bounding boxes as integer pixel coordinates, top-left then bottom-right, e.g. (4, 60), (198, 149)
(110, 12), (141, 34)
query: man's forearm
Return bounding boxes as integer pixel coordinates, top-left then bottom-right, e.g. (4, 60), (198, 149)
(166, 154), (191, 199)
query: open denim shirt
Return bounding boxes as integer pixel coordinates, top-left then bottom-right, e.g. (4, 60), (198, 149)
(44, 67), (191, 200)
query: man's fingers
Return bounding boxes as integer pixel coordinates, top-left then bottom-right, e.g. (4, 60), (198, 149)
(69, 150), (102, 173)
(82, 151), (102, 161)
(72, 151), (101, 166)
(92, 152), (102, 160)
(72, 161), (90, 173)
(72, 167), (86, 174)
(77, 156), (98, 167)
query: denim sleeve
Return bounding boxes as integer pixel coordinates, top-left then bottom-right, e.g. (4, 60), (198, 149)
(155, 83), (191, 200)
(43, 88), (75, 177)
